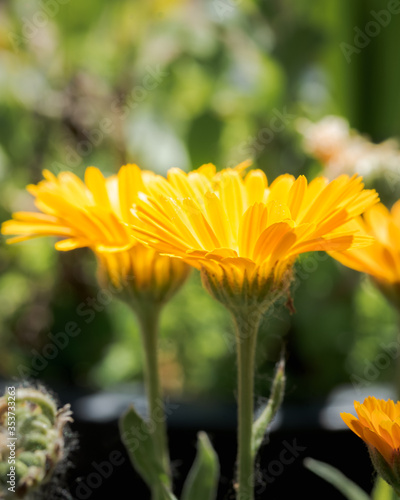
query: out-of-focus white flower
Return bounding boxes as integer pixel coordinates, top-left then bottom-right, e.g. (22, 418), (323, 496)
(297, 115), (400, 181)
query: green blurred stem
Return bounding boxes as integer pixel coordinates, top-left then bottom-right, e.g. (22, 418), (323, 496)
(137, 303), (171, 492)
(233, 310), (261, 500)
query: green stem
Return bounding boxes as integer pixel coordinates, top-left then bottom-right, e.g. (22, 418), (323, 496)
(233, 310), (261, 500)
(137, 303), (171, 493)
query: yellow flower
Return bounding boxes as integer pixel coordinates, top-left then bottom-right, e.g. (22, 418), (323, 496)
(341, 397), (400, 464)
(130, 166), (378, 500)
(1, 165), (192, 491)
(330, 201), (400, 305)
(341, 397), (400, 492)
(1, 165), (190, 303)
(131, 167), (379, 309)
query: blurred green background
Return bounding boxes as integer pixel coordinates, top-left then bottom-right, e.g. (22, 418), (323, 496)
(1, 0), (400, 404)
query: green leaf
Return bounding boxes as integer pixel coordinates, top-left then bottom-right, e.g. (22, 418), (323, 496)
(372, 476), (397, 500)
(304, 457), (370, 500)
(251, 357), (285, 458)
(119, 404), (169, 492)
(161, 485), (179, 500)
(181, 432), (220, 500)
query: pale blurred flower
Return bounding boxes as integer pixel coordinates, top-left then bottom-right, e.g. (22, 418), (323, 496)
(297, 115), (400, 181)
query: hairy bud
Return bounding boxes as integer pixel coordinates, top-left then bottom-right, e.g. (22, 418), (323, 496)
(0, 386), (73, 499)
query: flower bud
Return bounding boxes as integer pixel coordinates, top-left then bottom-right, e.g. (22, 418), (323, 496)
(0, 386), (73, 498)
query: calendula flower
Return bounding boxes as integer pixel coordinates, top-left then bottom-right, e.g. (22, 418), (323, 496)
(330, 201), (400, 308)
(131, 167), (378, 310)
(1, 165), (190, 304)
(130, 165), (379, 500)
(341, 397), (400, 494)
(1, 164), (193, 497)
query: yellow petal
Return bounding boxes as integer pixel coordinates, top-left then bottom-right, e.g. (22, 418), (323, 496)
(363, 427), (393, 464)
(118, 164), (144, 223)
(219, 170), (246, 240)
(203, 192), (233, 249)
(244, 169), (268, 205)
(55, 238), (90, 251)
(252, 222), (293, 263)
(1, 219), (74, 238)
(340, 412), (365, 439)
(238, 203), (269, 258)
(287, 175), (307, 220)
(268, 174), (295, 205)
(85, 166), (111, 209)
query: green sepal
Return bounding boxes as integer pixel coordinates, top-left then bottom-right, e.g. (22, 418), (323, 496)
(369, 447), (400, 497)
(303, 457), (370, 500)
(251, 357), (285, 459)
(372, 476), (397, 500)
(119, 404), (170, 492)
(181, 432), (220, 500)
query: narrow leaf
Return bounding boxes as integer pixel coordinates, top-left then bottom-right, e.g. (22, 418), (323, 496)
(304, 457), (370, 500)
(161, 485), (179, 500)
(181, 432), (220, 500)
(252, 357), (285, 458)
(119, 404), (169, 489)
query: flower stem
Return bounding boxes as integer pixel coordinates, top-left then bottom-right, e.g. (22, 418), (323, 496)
(137, 303), (171, 492)
(233, 310), (261, 500)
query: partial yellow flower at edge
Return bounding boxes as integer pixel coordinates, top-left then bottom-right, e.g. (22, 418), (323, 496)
(341, 397), (400, 493)
(341, 397), (400, 463)
(1, 165), (190, 304)
(329, 201), (400, 307)
(130, 168), (379, 310)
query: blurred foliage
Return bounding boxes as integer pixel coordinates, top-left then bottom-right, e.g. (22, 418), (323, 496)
(1, 0), (400, 403)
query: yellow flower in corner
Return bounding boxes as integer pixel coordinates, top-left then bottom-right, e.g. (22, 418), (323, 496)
(341, 397), (400, 494)
(330, 201), (400, 307)
(341, 397), (400, 464)
(131, 167), (379, 310)
(1, 165), (190, 304)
